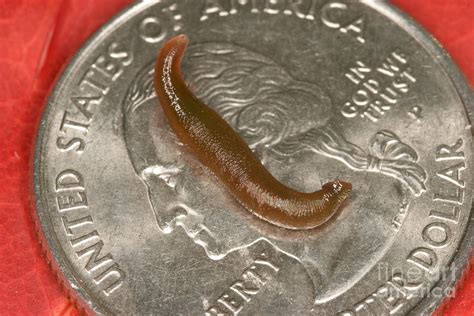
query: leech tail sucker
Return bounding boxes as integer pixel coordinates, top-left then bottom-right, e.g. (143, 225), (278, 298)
(154, 35), (352, 230)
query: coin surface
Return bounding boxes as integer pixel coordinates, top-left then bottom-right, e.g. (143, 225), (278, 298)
(33, 0), (473, 314)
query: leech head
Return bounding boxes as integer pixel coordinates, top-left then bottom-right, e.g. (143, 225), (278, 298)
(322, 180), (352, 206)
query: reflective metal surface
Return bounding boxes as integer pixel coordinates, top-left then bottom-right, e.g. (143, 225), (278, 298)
(33, 0), (473, 314)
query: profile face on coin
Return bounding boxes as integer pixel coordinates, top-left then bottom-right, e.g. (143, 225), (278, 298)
(34, 1), (473, 315)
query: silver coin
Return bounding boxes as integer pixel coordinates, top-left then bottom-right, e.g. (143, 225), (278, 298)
(33, 0), (473, 315)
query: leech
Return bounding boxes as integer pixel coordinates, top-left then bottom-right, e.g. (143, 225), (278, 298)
(154, 35), (352, 230)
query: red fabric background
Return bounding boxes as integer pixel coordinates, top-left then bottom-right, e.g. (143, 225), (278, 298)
(0, 0), (472, 315)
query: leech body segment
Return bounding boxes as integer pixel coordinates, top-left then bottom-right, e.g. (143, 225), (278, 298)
(154, 35), (352, 230)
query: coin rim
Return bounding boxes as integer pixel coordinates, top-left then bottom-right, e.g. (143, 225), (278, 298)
(32, 1), (474, 314)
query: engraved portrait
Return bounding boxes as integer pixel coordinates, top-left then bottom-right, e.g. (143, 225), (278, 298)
(122, 42), (427, 303)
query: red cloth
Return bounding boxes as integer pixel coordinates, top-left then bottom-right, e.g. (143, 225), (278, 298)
(0, 0), (471, 315)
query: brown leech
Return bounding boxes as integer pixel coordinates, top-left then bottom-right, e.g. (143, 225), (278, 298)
(154, 35), (352, 230)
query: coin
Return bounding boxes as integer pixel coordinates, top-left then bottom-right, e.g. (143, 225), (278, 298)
(33, 0), (473, 314)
